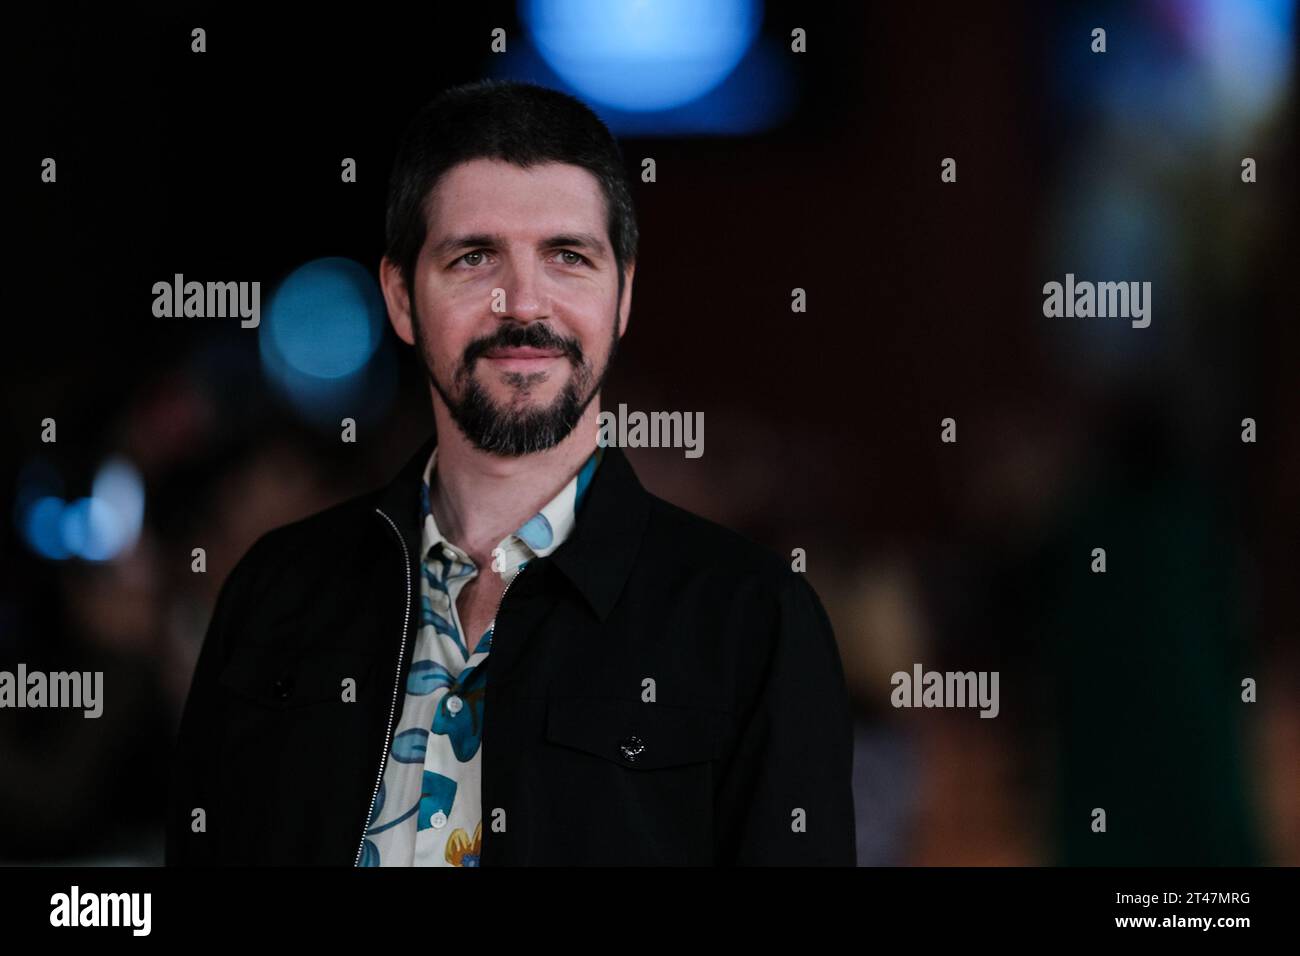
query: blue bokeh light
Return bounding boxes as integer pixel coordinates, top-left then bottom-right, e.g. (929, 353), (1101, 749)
(90, 457), (146, 558)
(259, 257), (395, 427)
(521, 0), (762, 112)
(24, 495), (70, 561)
(265, 257), (382, 379)
(61, 497), (122, 563)
(17, 456), (145, 562)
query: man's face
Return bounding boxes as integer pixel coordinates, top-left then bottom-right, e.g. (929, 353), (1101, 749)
(382, 157), (633, 456)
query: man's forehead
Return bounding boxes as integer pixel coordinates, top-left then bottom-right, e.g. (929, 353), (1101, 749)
(430, 159), (604, 209)
(424, 159), (610, 248)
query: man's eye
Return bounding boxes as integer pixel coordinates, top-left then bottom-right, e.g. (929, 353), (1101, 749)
(457, 250), (488, 267)
(557, 250), (587, 265)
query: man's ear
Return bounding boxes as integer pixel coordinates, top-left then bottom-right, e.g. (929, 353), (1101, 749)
(617, 260), (635, 339)
(379, 255), (416, 346)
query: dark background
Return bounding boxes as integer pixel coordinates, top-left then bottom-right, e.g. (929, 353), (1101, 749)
(5, 1), (1296, 865)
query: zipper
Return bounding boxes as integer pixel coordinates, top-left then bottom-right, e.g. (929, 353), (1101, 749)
(355, 510), (535, 866)
(355, 506), (413, 867)
(487, 558), (531, 645)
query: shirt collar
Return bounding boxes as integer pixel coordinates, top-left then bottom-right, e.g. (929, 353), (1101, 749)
(418, 445), (604, 569)
(373, 433), (651, 622)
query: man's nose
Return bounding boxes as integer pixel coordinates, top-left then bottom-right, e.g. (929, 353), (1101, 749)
(498, 259), (549, 323)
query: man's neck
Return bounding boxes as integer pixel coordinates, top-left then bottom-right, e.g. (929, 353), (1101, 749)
(427, 391), (601, 568)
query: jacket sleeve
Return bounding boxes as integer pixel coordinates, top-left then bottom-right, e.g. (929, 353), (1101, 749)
(713, 569), (858, 865)
(164, 535), (267, 866)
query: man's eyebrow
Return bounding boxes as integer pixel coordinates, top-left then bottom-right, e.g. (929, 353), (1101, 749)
(540, 233), (608, 256)
(430, 232), (610, 260)
(429, 233), (504, 259)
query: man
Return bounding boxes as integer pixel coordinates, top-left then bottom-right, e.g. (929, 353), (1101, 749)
(165, 79), (856, 866)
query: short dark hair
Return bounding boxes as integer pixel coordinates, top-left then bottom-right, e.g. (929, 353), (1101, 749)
(385, 79), (639, 302)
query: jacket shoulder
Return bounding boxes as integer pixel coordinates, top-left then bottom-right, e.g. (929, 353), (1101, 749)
(261, 488), (381, 544)
(226, 486), (387, 590)
(640, 493), (798, 589)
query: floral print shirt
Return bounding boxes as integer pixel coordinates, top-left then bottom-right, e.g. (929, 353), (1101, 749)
(360, 445), (602, 866)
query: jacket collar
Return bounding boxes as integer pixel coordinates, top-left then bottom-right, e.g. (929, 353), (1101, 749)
(372, 433), (651, 623)
(373, 432), (437, 568)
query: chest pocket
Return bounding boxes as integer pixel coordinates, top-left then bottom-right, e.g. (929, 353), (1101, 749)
(218, 648), (374, 710)
(545, 696), (728, 770)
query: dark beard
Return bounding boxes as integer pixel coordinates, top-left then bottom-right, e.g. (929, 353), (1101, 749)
(421, 319), (618, 457)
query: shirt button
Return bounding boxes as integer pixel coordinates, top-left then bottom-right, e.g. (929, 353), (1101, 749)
(445, 695), (463, 715)
(431, 811), (448, 829)
(272, 676), (294, 701)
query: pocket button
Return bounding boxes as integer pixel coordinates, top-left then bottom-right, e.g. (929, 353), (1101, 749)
(618, 735), (645, 764)
(272, 675), (294, 701)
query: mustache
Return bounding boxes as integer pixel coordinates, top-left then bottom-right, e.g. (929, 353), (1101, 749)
(462, 323), (584, 367)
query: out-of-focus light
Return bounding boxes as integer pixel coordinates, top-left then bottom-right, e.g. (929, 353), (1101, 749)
(23, 495), (70, 561)
(259, 257), (395, 427)
(521, 0), (761, 112)
(1044, 169), (1170, 379)
(60, 497), (122, 563)
(1188, 0), (1294, 123)
(16, 456), (146, 562)
(266, 257), (382, 379)
(495, 32), (794, 136)
(90, 456), (146, 558)
(1054, 0), (1295, 139)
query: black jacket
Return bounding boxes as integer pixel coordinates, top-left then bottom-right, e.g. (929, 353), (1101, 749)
(165, 437), (857, 865)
